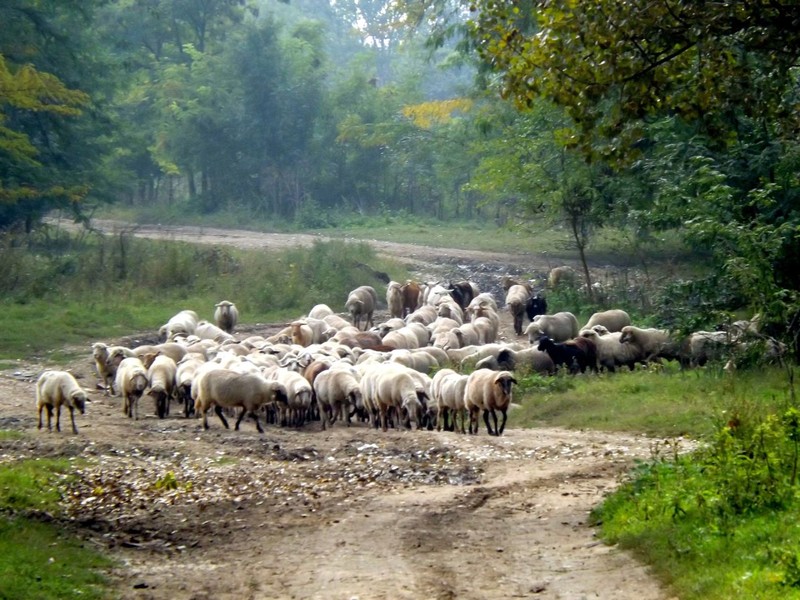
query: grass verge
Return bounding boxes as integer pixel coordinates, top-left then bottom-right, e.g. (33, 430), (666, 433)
(517, 364), (800, 599)
(0, 456), (112, 599)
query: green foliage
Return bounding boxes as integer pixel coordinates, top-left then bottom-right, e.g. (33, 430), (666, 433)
(0, 458), (110, 599)
(591, 368), (800, 599)
(0, 458), (73, 513)
(0, 516), (111, 600)
(0, 228), (397, 359)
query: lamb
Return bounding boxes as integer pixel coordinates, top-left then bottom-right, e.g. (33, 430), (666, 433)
(386, 281), (404, 318)
(583, 309), (631, 333)
(36, 370), (87, 434)
(505, 284), (531, 336)
(579, 329), (640, 372)
(313, 367), (363, 429)
(470, 304), (501, 343)
(345, 285), (378, 330)
(146, 354), (178, 419)
(525, 312), (579, 343)
(475, 347), (555, 375)
(214, 300), (239, 334)
(159, 309), (199, 341)
(431, 368), (469, 433)
(464, 369), (517, 436)
(537, 336), (597, 374)
(195, 369), (288, 433)
(115, 357), (149, 419)
(466, 292), (498, 316)
(92, 342), (135, 396)
(405, 304), (438, 326)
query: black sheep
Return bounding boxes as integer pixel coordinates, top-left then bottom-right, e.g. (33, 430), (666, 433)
(537, 335), (597, 374)
(526, 294), (548, 322)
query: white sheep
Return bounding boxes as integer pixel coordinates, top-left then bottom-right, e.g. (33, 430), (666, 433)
(270, 368), (314, 427)
(619, 325), (676, 363)
(36, 370), (87, 434)
(547, 266), (578, 289)
(470, 304), (500, 343)
(583, 309), (631, 333)
(431, 368), (469, 433)
(405, 304), (438, 326)
(525, 312), (579, 343)
(115, 357), (149, 419)
(505, 284), (531, 336)
(214, 301), (239, 334)
(389, 349), (439, 374)
(360, 363), (425, 431)
(313, 367), (363, 429)
(475, 346), (555, 375)
(308, 303), (334, 320)
(464, 369), (518, 436)
(175, 355), (205, 417)
(195, 320), (235, 343)
(146, 354), (178, 419)
(159, 309), (199, 341)
(579, 329), (641, 372)
(195, 369), (288, 432)
(92, 342), (135, 396)
(345, 285), (378, 330)
(386, 281), (404, 319)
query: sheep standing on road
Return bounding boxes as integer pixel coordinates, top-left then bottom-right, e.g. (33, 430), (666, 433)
(346, 285), (378, 331)
(464, 369), (517, 436)
(505, 284), (531, 336)
(159, 309), (200, 341)
(115, 357), (149, 419)
(195, 369), (288, 433)
(313, 368), (363, 429)
(36, 370), (87, 434)
(92, 342), (135, 396)
(214, 301), (239, 334)
(146, 354), (178, 419)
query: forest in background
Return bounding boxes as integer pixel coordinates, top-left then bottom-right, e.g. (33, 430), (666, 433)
(2, 0), (800, 347)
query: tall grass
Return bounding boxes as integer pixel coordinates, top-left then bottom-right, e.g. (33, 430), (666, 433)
(0, 227), (406, 360)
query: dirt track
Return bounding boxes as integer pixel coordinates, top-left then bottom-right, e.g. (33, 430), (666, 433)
(0, 221), (680, 599)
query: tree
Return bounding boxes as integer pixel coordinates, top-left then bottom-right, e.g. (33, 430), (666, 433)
(469, 1), (800, 162)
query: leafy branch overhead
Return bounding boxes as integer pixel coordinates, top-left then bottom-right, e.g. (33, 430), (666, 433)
(469, 1), (800, 161)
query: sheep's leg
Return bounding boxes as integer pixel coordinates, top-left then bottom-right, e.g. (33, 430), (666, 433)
(379, 406), (388, 432)
(497, 409), (507, 436)
(68, 406), (79, 435)
(37, 406), (44, 431)
(215, 406), (230, 429)
(249, 412), (264, 434)
(234, 408), (246, 431)
(55, 405), (62, 433)
(482, 409), (495, 436)
(201, 408), (210, 430)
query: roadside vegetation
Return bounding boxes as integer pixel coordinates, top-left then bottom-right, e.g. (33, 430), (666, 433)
(0, 458), (111, 599)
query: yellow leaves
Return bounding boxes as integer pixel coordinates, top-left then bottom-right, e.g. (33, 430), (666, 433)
(0, 54), (89, 116)
(401, 98), (474, 129)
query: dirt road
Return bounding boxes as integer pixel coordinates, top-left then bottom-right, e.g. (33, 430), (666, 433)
(0, 221), (678, 599)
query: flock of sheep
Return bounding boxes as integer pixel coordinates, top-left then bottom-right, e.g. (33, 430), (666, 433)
(35, 268), (780, 437)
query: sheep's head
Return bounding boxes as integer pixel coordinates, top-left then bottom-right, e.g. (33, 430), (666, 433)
(71, 389), (88, 414)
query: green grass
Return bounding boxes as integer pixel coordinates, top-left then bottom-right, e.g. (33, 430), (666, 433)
(0, 232), (408, 361)
(557, 364), (800, 599)
(0, 458), (112, 599)
(513, 363), (795, 438)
